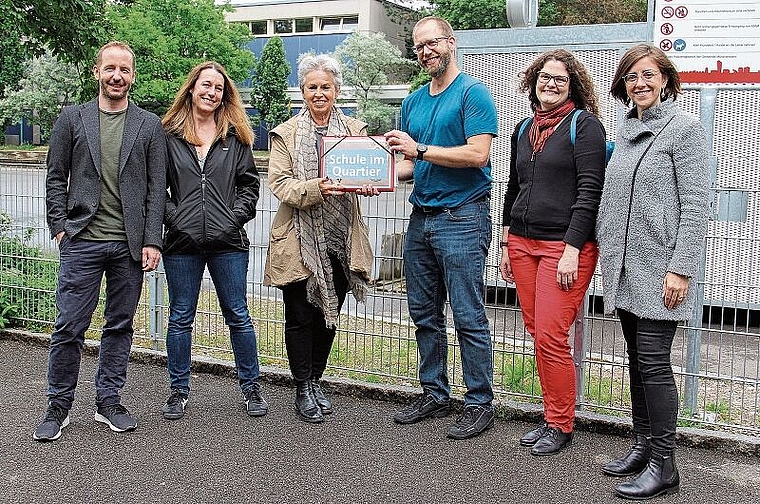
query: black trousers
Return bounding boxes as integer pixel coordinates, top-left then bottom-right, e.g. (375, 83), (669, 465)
(618, 309), (679, 454)
(281, 255), (349, 382)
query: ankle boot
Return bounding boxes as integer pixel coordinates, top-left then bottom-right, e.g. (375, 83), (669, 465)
(614, 452), (680, 500)
(602, 434), (651, 477)
(294, 381), (323, 423)
(310, 379), (333, 415)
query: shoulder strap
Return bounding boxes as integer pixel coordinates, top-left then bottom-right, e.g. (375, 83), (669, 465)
(569, 109), (583, 146)
(517, 117), (532, 142)
(519, 109), (583, 145)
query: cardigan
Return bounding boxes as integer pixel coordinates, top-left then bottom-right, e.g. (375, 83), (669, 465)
(502, 109), (606, 250)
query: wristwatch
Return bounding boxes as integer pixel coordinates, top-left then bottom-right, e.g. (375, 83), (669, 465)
(416, 143), (428, 160)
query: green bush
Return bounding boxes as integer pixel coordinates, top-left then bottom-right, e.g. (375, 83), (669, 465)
(0, 290), (17, 329)
(0, 212), (58, 329)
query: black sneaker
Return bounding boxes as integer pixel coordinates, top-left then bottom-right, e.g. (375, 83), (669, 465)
(94, 404), (137, 432)
(162, 389), (189, 420)
(33, 402), (70, 442)
(393, 391), (450, 424)
(446, 405), (495, 440)
(244, 382), (269, 417)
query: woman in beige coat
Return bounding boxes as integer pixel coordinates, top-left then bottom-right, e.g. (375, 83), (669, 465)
(264, 53), (376, 423)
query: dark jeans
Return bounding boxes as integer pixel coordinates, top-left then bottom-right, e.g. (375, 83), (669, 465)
(618, 309), (679, 454)
(281, 255), (348, 382)
(163, 250), (261, 394)
(47, 238), (144, 410)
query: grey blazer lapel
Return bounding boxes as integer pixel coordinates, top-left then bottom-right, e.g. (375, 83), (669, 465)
(81, 100), (101, 175)
(120, 103), (145, 174)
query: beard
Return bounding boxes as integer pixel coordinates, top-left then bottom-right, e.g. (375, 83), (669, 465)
(100, 79), (130, 101)
(425, 51), (451, 79)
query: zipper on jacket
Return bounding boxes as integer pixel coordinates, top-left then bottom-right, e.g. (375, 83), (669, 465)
(522, 150), (537, 237)
(200, 172), (207, 242)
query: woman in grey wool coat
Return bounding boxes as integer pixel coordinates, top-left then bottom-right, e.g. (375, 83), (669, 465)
(596, 43), (710, 500)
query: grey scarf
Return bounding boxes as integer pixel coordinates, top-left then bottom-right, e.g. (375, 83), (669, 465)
(292, 107), (368, 328)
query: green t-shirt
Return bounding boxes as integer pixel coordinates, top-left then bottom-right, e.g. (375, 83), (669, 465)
(79, 108), (128, 242)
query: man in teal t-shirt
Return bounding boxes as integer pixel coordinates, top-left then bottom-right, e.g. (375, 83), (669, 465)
(385, 16), (498, 440)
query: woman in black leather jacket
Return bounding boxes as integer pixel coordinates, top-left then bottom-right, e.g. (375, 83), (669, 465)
(160, 61), (266, 421)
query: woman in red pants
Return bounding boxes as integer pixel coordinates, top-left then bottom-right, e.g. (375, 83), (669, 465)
(500, 49), (607, 456)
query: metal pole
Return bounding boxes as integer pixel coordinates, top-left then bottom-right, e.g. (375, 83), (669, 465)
(574, 294), (589, 409)
(147, 263), (165, 352)
(682, 88), (717, 414)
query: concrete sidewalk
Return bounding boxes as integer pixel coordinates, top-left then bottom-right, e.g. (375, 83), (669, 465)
(1, 335), (759, 504)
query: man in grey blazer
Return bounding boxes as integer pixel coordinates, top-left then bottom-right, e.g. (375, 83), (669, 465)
(34, 41), (167, 441)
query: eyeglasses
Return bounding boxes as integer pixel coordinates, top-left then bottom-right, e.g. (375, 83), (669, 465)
(537, 71), (570, 86)
(412, 37), (450, 54)
(622, 69), (660, 84)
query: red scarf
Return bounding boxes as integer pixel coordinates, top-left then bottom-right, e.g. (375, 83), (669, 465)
(529, 100), (577, 155)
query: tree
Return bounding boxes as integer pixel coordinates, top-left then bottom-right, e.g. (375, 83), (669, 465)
(555, 0), (646, 25)
(3, 0), (108, 66)
(426, 0), (646, 29)
(0, 22), (27, 98)
(104, 0), (256, 115)
(430, 0), (508, 30)
(409, 69), (432, 93)
(251, 36), (291, 132)
(0, 53), (79, 142)
(333, 32), (415, 134)
(0, 20), (29, 130)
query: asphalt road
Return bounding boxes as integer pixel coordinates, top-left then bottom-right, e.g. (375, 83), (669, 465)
(2, 337), (759, 504)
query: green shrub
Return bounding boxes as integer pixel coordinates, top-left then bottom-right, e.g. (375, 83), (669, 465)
(0, 212), (58, 329)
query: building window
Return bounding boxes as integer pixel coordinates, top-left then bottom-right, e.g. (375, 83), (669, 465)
(250, 20), (267, 35)
(274, 19), (293, 34)
(319, 16), (358, 32)
(320, 17), (342, 31)
(295, 18), (313, 33)
(342, 16), (358, 30)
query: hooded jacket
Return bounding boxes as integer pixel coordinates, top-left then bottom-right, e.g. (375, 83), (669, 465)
(163, 131), (260, 255)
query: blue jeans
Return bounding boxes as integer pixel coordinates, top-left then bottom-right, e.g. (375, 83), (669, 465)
(404, 199), (494, 407)
(48, 238), (144, 410)
(163, 250), (260, 394)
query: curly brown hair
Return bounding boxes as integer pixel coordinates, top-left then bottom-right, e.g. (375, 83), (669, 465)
(519, 49), (600, 117)
(162, 61), (255, 147)
(610, 43), (681, 106)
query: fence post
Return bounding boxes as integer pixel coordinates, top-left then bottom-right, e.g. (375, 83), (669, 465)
(683, 88), (718, 414)
(147, 265), (165, 352)
(573, 295), (590, 409)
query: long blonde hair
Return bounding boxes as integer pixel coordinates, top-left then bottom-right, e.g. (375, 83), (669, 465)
(162, 61), (255, 146)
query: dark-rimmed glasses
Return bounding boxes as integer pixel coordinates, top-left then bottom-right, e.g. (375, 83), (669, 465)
(412, 37), (451, 54)
(537, 71), (570, 86)
(622, 69), (660, 84)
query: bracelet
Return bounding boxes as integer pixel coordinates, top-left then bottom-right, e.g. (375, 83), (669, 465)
(500, 241), (509, 247)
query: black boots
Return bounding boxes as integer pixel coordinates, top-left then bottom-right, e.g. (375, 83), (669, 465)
(310, 379), (333, 415)
(603, 434), (651, 477)
(615, 452), (680, 500)
(294, 381), (323, 423)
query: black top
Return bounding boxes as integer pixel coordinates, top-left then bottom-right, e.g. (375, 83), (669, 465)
(502, 110), (606, 250)
(163, 132), (260, 255)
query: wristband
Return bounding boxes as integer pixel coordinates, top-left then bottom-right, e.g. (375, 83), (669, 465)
(500, 241), (509, 247)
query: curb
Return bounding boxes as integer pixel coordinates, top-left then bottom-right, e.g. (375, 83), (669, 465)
(3, 328), (758, 457)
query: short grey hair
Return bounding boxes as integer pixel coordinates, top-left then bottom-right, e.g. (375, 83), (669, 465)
(297, 53), (343, 92)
